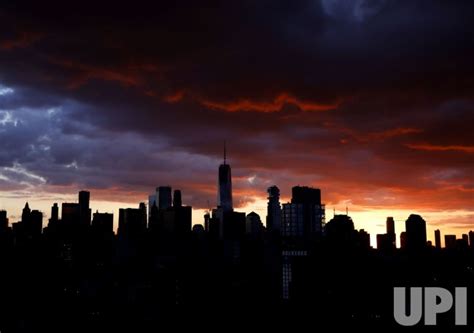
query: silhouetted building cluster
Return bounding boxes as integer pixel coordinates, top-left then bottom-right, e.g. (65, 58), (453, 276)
(1, 151), (474, 330)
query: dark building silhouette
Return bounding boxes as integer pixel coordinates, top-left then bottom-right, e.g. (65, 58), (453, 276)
(405, 214), (427, 251)
(21, 202), (31, 223)
(282, 203), (304, 238)
(377, 233), (391, 251)
(62, 202), (80, 224)
(222, 211), (246, 241)
(218, 144), (233, 212)
(282, 186), (325, 240)
(325, 214), (355, 246)
(49, 203), (59, 225)
(246, 211), (263, 237)
(79, 190), (91, 226)
(0, 210), (8, 232)
(92, 211), (114, 235)
(400, 231), (407, 249)
(157, 186), (172, 210)
(445, 235), (457, 249)
(118, 203), (147, 238)
(291, 186), (325, 236)
(358, 229), (371, 249)
(173, 189), (182, 207)
(148, 194), (156, 218)
(162, 204), (192, 237)
(377, 217), (396, 251)
(59, 191), (92, 231)
(192, 224), (205, 236)
(266, 185), (281, 232)
(13, 204), (43, 244)
(469, 230), (474, 248)
(386, 217), (395, 249)
(435, 229), (441, 249)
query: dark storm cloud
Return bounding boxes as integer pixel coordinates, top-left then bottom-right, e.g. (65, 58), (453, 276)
(0, 0), (473, 211)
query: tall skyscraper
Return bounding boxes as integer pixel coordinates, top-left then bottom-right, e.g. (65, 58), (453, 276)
(0, 210), (8, 231)
(21, 202), (31, 223)
(79, 190), (91, 226)
(386, 217), (395, 234)
(157, 186), (172, 210)
(405, 214), (427, 251)
(386, 217), (395, 248)
(50, 203), (59, 223)
(218, 144), (233, 212)
(435, 229), (441, 249)
(266, 186), (281, 232)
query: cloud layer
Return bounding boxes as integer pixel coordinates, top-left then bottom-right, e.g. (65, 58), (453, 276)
(0, 1), (473, 229)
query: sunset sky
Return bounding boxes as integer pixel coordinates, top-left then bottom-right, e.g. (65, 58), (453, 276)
(0, 0), (473, 246)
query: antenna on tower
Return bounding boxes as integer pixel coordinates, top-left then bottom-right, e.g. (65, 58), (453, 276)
(223, 140), (227, 165)
(346, 205), (348, 215)
(333, 207), (336, 218)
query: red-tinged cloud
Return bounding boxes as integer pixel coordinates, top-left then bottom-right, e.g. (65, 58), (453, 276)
(201, 93), (342, 113)
(406, 143), (474, 154)
(48, 58), (143, 89)
(164, 90), (185, 103)
(0, 32), (43, 50)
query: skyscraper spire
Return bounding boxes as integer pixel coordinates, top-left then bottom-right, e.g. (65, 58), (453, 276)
(218, 141), (233, 212)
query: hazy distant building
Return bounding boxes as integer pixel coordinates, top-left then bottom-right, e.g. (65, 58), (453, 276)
(266, 186), (282, 232)
(405, 214), (427, 251)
